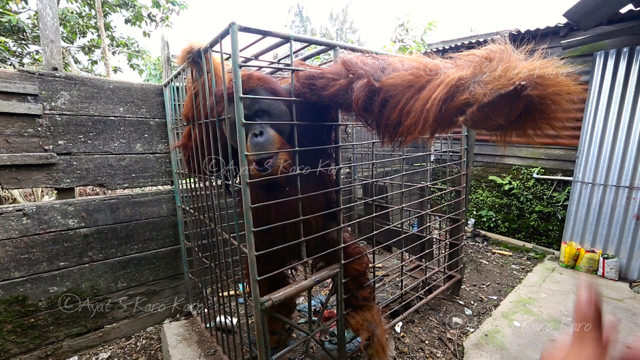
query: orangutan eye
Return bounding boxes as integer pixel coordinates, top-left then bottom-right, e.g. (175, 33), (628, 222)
(253, 109), (270, 119)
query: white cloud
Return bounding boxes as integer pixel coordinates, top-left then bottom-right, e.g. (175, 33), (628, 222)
(113, 0), (580, 82)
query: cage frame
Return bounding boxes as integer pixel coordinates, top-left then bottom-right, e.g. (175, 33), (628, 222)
(163, 22), (474, 360)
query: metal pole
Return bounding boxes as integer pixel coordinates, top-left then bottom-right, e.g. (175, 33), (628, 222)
(332, 47), (348, 359)
(237, 24), (395, 56)
(533, 171), (574, 181)
(161, 37), (193, 308)
(229, 22), (268, 360)
(163, 82), (193, 309)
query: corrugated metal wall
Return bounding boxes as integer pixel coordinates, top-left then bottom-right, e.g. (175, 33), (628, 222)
(563, 46), (640, 281)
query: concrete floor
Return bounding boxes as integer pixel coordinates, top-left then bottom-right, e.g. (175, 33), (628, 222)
(464, 258), (640, 360)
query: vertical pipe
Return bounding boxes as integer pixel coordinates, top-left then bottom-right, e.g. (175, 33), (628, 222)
(229, 23), (268, 360)
(333, 46), (347, 359)
(163, 79), (193, 308)
(287, 38), (310, 354)
(195, 45), (226, 352)
(399, 147), (406, 293)
(218, 38), (254, 359)
(189, 52), (223, 351)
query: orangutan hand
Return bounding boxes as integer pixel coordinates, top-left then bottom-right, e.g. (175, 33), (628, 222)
(540, 277), (640, 360)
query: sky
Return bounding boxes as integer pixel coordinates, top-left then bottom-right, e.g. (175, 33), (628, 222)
(112, 0), (585, 82)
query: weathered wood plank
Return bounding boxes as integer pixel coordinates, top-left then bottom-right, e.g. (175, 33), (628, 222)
(474, 144), (577, 161)
(0, 153), (172, 190)
(56, 187), (75, 200)
(0, 115), (43, 154)
(0, 100), (43, 115)
(0, 246), (183, 305)
(0, 216), (179, 280)
(473, 154), (575, 170)
(0, 153), (58, 165)
(0, 70), (40, 85)
(37, 72), (165, 118)
(0, 114), (169, 155)
(0, 79), (39, 95)
(414, 140), (578, 163)
(5, 276), (186, 359)
(13, 307), (179, 360)
(0, 190), (175, 241)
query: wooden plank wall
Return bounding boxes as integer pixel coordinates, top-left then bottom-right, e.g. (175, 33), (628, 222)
(0, 69), (185, 360)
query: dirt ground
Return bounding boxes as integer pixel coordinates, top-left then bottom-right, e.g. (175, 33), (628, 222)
(70, 325), (164, 360)
(386, 238), (545, 360)
(69, 236), (544, 360)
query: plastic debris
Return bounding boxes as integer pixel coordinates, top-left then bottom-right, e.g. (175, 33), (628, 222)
(208, 315), (238, 331)
(394, 322), (403, 334)
(559, 241), (580, 268)
(322, 309), (337, 322)
(492, 249), (512, 256)
(598, 254), (620, 281)
(296, 294), (331, 316)
(513, 321), (521, 327)
(323, 329), (361, 352)
(576, 248), (601, 274)
(464, 308), (473, 316)
(451, 317), (464, 326)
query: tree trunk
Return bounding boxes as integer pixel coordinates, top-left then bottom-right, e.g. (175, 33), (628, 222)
(94, 0), (112, 77)
(36, 0), (63, 71)
(63, 47), (78, 73)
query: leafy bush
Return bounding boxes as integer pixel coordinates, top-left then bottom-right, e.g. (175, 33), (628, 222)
(469, 166), (571, 249)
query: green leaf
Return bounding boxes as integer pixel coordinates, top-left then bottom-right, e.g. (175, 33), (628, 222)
(1, 0), (187, 76)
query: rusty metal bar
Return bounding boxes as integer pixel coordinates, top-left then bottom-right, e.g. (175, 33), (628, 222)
(261, 264), (340, 308)
(229, 23), (268, 360)
(386, 273), (462, 330)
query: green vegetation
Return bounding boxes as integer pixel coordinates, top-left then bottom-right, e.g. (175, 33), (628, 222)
(469, 166), (571, 250)
(0, 0), (187, 76)
(384, 15), (437, 54)
(284, 3), (364, 65)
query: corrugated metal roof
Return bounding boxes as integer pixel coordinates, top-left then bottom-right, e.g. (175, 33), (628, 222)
(563, 46), (640, 280)
(563, 0), (634, 31)
(426, 6), (640, 53)
(425, 30), (515, 53)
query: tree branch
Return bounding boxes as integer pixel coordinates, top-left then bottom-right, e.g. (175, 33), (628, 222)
(94, 0), (112, 77)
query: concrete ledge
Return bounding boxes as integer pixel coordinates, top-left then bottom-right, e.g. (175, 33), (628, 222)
(464, 258), (640, 359)
(161, 317), (225, 360)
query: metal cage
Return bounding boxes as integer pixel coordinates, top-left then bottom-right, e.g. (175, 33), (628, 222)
(163, 22), (473, 360)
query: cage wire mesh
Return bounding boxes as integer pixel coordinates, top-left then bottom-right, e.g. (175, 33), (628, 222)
(163, 23), (472, 360)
